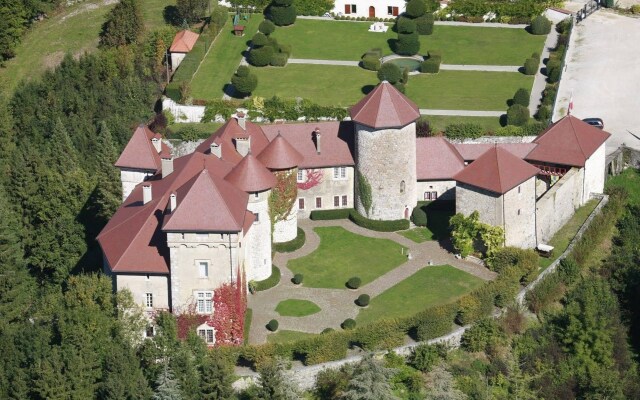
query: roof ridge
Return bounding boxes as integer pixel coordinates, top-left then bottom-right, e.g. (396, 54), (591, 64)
(494, 146), (504, 191)
(568, 116), (588, 159)
(98, 196), (162, 237)
(143, 127), (161, 170)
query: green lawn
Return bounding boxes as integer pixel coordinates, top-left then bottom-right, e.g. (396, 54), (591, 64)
(288, 226), (407, 288)
(400, 228), (432, 243)
(607, 168), (640, 206)
(275, 299), (321, 317)
(190, 16), (261, 100)
(270, 19), (545, 65)
(421, 115), (503, 133)
(267, 330), (318, 344)
(356, 265), (484, 325)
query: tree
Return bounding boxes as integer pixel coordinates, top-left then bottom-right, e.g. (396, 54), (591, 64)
(255, 358), (300, 400)
(342, 355), (398, 400)
(268, 0), (296, 26)
(176, 0), (209, 24)
(513, 88), (530, 107)
(259, 19), (276, 35)
(231, 66), (258, 97)
(199, 355), (234, 399)
(92, 121), (122, 223)
(154, 365), (183, 400)
(405, 0), (427, 18)
(506, 104), (530, 126)
(100, 0), (144, 47)
(424, 364), (467, 400)
(0, 1), (27, 64)
(377, 63), (402, 84)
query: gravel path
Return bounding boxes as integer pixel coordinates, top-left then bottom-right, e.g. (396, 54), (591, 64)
(528, 20), (561, 116)
(247, 219), (496, 345)
(419, 109), (504, 117)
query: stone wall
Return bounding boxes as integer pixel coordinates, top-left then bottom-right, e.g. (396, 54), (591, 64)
(449, 136), (537, 144)
(162, 97), (205, 123)
(245, 191), (272, 281)
(535, 167), (583, 244)
(296, 166), (355, 218)
(456, 183), (502, 227)
(116, 274), (170, 311)
(355, 122), (417, 220)
(416, 180), (456, 201)
(583, 143), (606, 202)
(273, 212), (297, 243)
(120, 168), (154, 201)
(503, 177), (536, 248)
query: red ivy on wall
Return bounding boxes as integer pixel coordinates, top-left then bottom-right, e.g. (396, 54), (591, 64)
(297, 169), (324, 190)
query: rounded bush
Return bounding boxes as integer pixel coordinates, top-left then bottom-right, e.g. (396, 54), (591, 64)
(523, 57), (538, 75)
(346, 276), (361, 289)
(377, 62), (402, 84)
(270, 5), (297, 26)
(513, 88), (530, 107)
(411, 204), (427, 226)
(530, 15), (552, 35)
(416, 14), (434, 35)
(506, 104), (530, 126)
(341, 318), (356, 330)
(248, 46), (274, 67)
(292, 273), (303, 284)
(259, 19), (276, 35)
(393, 82), (406, 93)
(362, 55), (381, 71)
(235, 65), (250, 78)
(394, 32), (420, 56)
(231, 72), (258, 96)
(546, 59), (562, 83)
(266, 319), (279, 331)
(251, 32), (269, 47)
(396, 16), (416, 34)
(356, 294), (370, 307)
(270, 52), (288, 67)
(535, 105), (552, 121)
(406, 0), (426, 18)
(321, 327), (334, 334)
(421, 58), (440, 73)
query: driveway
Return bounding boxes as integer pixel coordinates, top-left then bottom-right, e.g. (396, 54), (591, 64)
(552, 9), (640, 155)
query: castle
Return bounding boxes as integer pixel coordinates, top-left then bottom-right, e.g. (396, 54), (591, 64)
(98, 82), (610, 342)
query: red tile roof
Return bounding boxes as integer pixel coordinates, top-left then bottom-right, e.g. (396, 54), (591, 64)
(224, 153), (277, 192)
(261, 121), (355, 168)
(454, 143), (537, 161)
(163, 169), (248, 232)
(115, 125), (170, 171)
(416, 137), (465, 180)
(170, 30), (199, 53)
(454, 146), (539, 194)
(196, 118), (271, 164)
(526, 115), (611, 167)
(257, 132), (304, 170)
(350, 81), (420, 129)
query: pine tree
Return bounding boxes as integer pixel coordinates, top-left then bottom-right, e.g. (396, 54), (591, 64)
(424, 364), (466, 400)
(49, 118), (79, 173)
(342, 355), (398, 400)
(98, 341), (152, 400)
(154, 365), (183, 400)
(200, 354), (234, 399)
(92, 121), (122, 221)
(256, 358), (301, 400)
(100, 0), (144, 47)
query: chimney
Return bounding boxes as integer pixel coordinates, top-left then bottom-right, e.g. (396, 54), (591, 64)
(169, 193), (177, 212)
(210, 142), (221, 158)
(151, 137), (162, 153)
(313, 127), (321, 155)
(143, 184), (152, 204)
(235, 136), (251, 157)
(236, 111), (246, 130)
(161, 154), (173, 178)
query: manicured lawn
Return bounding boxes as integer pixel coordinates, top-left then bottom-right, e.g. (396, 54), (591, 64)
(191, 16), (261, 100)
(270, 19), (545, 65)
(288, 227), (407, 288)
(607, 168), (640, 206)
(356, 265), (484, 325)
(400, 228), (432, 243)
(420, 115), (503, 133)
(275, 299), (321, 317)
(267, 330), (318, 344)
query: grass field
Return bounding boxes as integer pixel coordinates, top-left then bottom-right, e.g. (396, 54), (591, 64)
(399, 228), (432, 243)
(270, 20), (545, 65)
(356, 265), (484, 325)
(275, 299), (321, 317)
(266, 330), (317, 344)
(287, 226), (407, 288)
(607, 168), (640, 205)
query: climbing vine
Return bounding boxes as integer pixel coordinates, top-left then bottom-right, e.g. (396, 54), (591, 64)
(357, 170), (372, 217)
(297, 168), (323, 190)
(450, 211), (504, 258)
(269, 169), (298, 227)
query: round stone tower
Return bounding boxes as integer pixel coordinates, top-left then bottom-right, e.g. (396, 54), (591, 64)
(225, 152), (277, 281)
(350, 81), (420, 220)
(257, 133), (304, 243)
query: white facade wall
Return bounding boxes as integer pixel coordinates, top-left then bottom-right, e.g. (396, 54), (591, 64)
(583, 143), (606, 203)
(170, 52), (187, 70)
(162, 97), (206, 123)
(296, 166), (355, 218)
(273, 212), (297, 243)
(166, 232), (240, 312)
(120, 168), (154, 201)
(245, 190), (272, 281)
(503, 177), (536, 248)
(535, 168), (583, 244)
(116, 274), (170, 311)
(355, 122), (417, 220)
(416, 180), (457, 201)
(332, 0), (406, 18)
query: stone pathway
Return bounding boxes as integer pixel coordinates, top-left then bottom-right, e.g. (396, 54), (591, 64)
(529, 21), (560, 116)
(247, 219), (496, 344)
(297, 16), (528, 29)
(288, 58), (360, 66)
(419, 109), (504, 117)
(288, 58), (521, 73)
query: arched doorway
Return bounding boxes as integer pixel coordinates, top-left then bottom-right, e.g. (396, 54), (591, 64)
(404, 207), (409, 219)
(369, 6), (375, 18)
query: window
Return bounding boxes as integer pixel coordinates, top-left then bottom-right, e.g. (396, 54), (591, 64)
(145, 325), (155, 338)
(254, 192), (259, 199)
(197, 324), (215, 344)
(400, 180), (405, 193)
(424, 192), (431, 200)
(345, 4), (356, 14)
(196, 291), (213, 314)
(298, 198), (305, 210)
(145, 293), (153, 308)
(518, 209), (521, 215)
(342, 195), (348, 206)
(334, 196), (340, 207)
(387, 6), (399, 15)
(315, 197), (322, 209)
(518, 186), (521, 194)
(431, 191), (438, 200)
(297, 169), (305, 183)
(333, 167), (346, 180)
(198, 261), (209, 278)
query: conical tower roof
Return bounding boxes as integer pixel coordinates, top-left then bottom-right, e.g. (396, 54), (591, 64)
(350, 81), (420, 129)
(257, 133), (303, 170)
(225, 152), (277, 192)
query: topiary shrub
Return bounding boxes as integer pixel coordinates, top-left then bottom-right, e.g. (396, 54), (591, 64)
(348, 210), (410, 232)
(506, 104), (530, 126)
(416, 14), (434, 35)
(251, 32), (269, 47)
(361, 55), (381, 71)
(530, 15), (552, 35)
(410, 203), (428, 226)
(267, 319), (279, 331)
(427, 49), (442, 59)
(394, 32), (420, 55)
(270, 52), (288, 67)
(413, 304), (457, 340)
(259, 19), (276, 35)
(393, 82), (405, 93)
(405, 0), (427, 18)
(536, 105), (552, 121)
(292, 273), (303, 285)
(546, 59), (562, 83)
(396, 16), (416, 34)
(341, 318), (356, 330)
(278, 43), (292, 56)
(523, 57), (538, 75)
(346, 276), (361, 289)
(253, 266), (281, 291)
(231, 66), (258, 96)
(377, 62), (402, 84)
(269, 0), (297, 26)
(356, 294), (370, 307)
(420, 57), (440, 73)
(248, 46), (274, 67)
(512, 88), (530, 107)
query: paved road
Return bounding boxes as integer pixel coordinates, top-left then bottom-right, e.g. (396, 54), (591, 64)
(553, 10), (640, 154)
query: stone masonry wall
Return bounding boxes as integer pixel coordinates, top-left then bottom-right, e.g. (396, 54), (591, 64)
(296, 166), (355, 218)
(116, 274), (170, 311)
(456, 183), (503, 227)
(416, 180), (456, 201)
(535, 168), (583, 244)
(120, 169), (153, 201)
(246, 191), (272, 281)
(503, 176), (536, 248)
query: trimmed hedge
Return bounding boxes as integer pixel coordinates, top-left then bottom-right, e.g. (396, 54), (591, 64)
(295, 331), (349, 364)
(346, 277), (362, 289)
(421, 57), (441, 73)
(356, 294), (370, 307)
(513, 88), (530, 107)
(530, 15), (552, 35)
(253, 265), (281, 291)
(273, 227), (305, 253)
(292, 273), (303, 285)
(546, 59), (562, 83)
(341, 318), (357, 330)
(353, 318), (405, 350)
(444, 123), (483, 139)
(310, 208), (353, 220)
(267, 319), (279, 331)
(416, 14), (434, 35)
(349, 210), (410, 232)
(361, 55), (381, 71)
(523, 57), (538, 75)
(506, 104), (530, 126)
(413, 303), (457, 341)
(270, 52), (288, 67)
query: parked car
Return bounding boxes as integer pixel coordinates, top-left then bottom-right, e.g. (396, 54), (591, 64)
(582, 117), (604, 129)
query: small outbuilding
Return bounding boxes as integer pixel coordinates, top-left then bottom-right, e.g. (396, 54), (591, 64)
(169, 30), (200, 70)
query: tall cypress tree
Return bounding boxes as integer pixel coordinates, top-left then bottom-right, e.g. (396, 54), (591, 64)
(199, 355), (234, 399)
(93, 121), (122, 222)
(100, 0), (144, 48)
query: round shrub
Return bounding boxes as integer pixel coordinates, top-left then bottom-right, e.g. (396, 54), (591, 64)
(251, 32), (269, 47)
(259, 19), (276, 35)
(406, 0), (427, 18)
(362, 55), (381, 71)
(235, 65), (250, 78)
(531, 52), (541, 61)
(506, 104), (530, 126)
(546, 59), (562, 83)
(421, 57), (440, 73)
(341, 318), (356, 330)
(231, 68), (258, 96)
(356, 294), (370, 307)
(266, 319), (279, 332)
(377, 62), (402, 84)
(523, 57), (538, 75)
(410, 204), (427, 226)
(292, 273), (303, 285)
(513, 88), (530, 107)
(394, 32), (420, 55)
(278, 43), (292, 56)
(396, 16), (416, 34)
(321, 328), (334, 334)
(416, 14), (434, 35)
(530, 15), (552, 35)
(346, 276), (361, 289)
(248, 46), (274, 67)
(269, 4), (297, 26)
(270, 52), (288, 67)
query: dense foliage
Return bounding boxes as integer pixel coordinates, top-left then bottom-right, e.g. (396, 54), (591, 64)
(268, 0), (297, 26)
(99, 0), (144, 48)
(176, 0), (209, 23)
(231, 65), (258, 96)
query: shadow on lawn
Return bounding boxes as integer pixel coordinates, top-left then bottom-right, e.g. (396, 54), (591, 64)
(361, 84), (376, 95)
